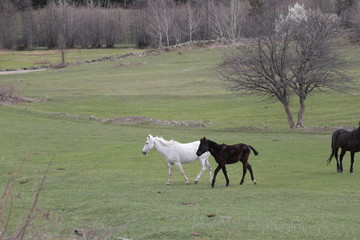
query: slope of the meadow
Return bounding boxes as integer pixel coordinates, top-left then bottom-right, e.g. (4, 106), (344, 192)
(2, 47), (359, 130)
(0, 46), (359, 239)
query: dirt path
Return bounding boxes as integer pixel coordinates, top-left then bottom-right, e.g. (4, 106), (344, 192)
(0, 69), (47, 75)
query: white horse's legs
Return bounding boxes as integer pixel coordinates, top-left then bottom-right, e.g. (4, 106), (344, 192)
(195, 158), (207, 184)
(174, 162), (190, 185)
(195, 167), (206, 184)
(194, 158), (213, 184)
(166, 162), (173, 185)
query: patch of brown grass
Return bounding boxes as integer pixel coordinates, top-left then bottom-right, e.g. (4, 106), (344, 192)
(0, 83), (35, 105)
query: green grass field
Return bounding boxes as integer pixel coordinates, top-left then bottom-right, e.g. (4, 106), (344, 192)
(0, 46), (360, 239)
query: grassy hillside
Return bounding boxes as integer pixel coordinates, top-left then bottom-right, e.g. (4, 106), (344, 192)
(2, 47), (359, 130)
(0, 46), (360, 239)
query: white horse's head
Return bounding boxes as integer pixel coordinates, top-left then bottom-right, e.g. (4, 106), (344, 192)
(142, 134), (155, 155)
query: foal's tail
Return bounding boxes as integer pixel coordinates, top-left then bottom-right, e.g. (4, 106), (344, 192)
(248, 145), (259, 156)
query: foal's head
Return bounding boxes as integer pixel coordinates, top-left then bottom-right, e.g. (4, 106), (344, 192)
(196, 137), (209, 156)
(142, 134), (155, 155)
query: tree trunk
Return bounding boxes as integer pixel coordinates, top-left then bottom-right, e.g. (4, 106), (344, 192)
(61, 48), (65, 65)
(296, 97), (305, 128)
(283, 103), (295, 129)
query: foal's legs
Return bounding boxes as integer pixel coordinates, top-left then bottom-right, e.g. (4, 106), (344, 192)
(339, 149), (346, 173)
(211, 164), (222, 188)
(222, 165), (230, 186)
(350, 151), (355, 173)
(239, 161), (248, 185)
(247, 163), (256, 184)
(206, 159), (213, 183)
(174, 162), (190, 185)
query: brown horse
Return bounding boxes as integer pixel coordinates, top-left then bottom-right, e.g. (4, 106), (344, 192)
(196, 137), (258, 188)
(327, 122), (360, 173)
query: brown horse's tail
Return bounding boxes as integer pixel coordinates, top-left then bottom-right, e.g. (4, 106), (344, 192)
(327, 152), (334, 165)
(327, 130), (340, 165)
(248, 145), (259, 156)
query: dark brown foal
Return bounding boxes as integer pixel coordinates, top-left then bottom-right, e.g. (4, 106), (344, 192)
(196, 137), (258, 188)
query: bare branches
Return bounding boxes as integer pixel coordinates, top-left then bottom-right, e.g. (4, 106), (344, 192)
(219, 4), (354, 128)
(145, 0), (175, 47)
(182, 2), (201, 43)
(289, 12), (353, 99)
(0, 151), (53, 240)
(224, 0), (244, 45)
(15, 157), (53, 240)
(0, 153), (29, 240)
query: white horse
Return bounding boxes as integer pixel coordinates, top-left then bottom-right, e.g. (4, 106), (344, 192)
(141, 134), (212, 185)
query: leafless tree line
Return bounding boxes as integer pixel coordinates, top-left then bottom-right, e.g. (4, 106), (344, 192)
(0, 0), (250, 49)
(1, 0), (360, 50)
(136, 0), (267, 47)
(0, 1), (128, 49)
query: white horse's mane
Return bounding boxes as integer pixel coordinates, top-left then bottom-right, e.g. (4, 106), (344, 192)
(156, 136), (179, 146)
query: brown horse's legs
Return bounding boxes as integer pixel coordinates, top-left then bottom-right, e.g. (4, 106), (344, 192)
(350, 152), (355, 173)
(239, 162), (248, 185)
(247, 163), (256, 184)
(211, 165), (222, 188)
(339, 149), (346, 173)
(334, 147), (340, 172)
(222, 166), (230, 186)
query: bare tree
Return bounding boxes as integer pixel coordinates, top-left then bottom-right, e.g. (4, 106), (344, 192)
(40, 2), (60, 48)
(219, 29), (296, 128)
(172, 7), (185, 44)
(208, 0), (225, 39)
(145, 0), (176, 47)
(75, 5), (103, 48)
(219, 4), (353, 129)
(146, 0), (164, 47)
(335, 0), (359, 27)
(9, 0), (32, 10)
(279, 4), (353, 127)
(304, 0), (336, 13)
(0, 0), (17, 49)
(223, 0), (244, 45)
(76, 7), (91, 48)
(196, 0), (212, 40)
(244, 0), (296, 37)
(207, 0), (246, 43)
(131, 7), (150, 47)
(160, 0), (175, 46)
(353, 6), (360, 40)
(90, 7), (103, 48)
(57, 1), (77, 48)
(102, 8), (121, 48)
(182, 2), (201, 42)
